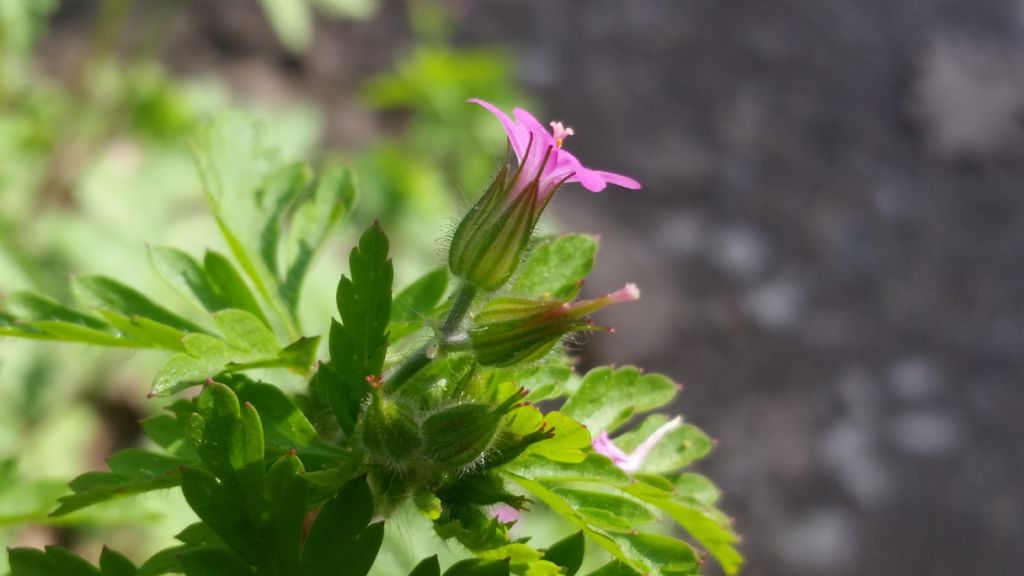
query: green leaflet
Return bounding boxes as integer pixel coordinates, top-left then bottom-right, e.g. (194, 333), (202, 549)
(512, 234), (597, 301)
(317, 222), (393, 435)
(302, 476), (384, 576)
(561, 366), (678, 434)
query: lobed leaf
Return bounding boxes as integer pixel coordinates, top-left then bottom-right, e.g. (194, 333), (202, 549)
(561, 367), (678, 435)
(512, 235), (597, 301)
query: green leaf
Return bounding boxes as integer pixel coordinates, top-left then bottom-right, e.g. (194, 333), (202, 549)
(503, 453), (630, 486)
(318, 222), (393, 434)
(149, 246), (227, 313)
(524, 411), (590, 463)
(203, 250), (270, 326)
(192, 116), (311, 337)
(178, 548), (252, 576)
(8, 546), (101, 576)
(586, 561), (640, 576)
(151, 309), (309, 396)
(186, 382), (265, 514)
(6, 292), (110, 330)
(549, 487), (655, 532)
(543, 531), (585, 576)
(301, 476), (384, 576)
(99, 547), (137, 576)
(476, 544), (562, 575)
(561, 367), (678, 434)
(622, 481), (742, 574)
(673, 473), (721, 506)
(180, 468), (268, 569)
(282, 164), (357, 311)
(141, 413), (198, 460)
(442, 559), (510, 576)
(610, 532), (700, 576)
(265, 453), (308, 575)
(136, 546), (188, 576)
(513, 235), (597, 300)
(611, 415), (712, 473)
(52, 450), (188, 516)
(72, 275), (206, 334)
(391, 267), (448, 324)
(408, 556), (441, 576)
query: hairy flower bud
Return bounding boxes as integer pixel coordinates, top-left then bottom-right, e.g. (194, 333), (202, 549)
(448, 158), (544, 291)
(421, 391), (525, 469)
(360, 393), (422, 472)
(469, 284), (641, 367)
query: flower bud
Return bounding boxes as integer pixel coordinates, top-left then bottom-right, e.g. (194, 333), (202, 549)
(448, 159), (544, 291)
(469, 284), (641, 367)
(360, 393), (422, 472)
(421, 390), (525, 469)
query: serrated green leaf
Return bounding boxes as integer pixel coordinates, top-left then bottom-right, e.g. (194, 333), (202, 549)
(265, 453), (308, 575)
(550, 487), (655, 532)
(585, 561), (640, 576)
(8, 546), (101, 576)
(180, 467), (268, 569)
(141, 413), (198, 460)
(149, 246), (227, 313)
(561, 367), (678, 434)
(186, 383), (265, 522)
(318, 222), (392, 434)
(18, 319), (137, 347)
(203, 250), (269, 326)
(99, 547), (137, 576)
(214, 309), (279, 355)
(442, 558), (510, 576)
(543, 531), (585, 576)
(513, 235), (597, 300)
(504, 453), (630, 486)
(6, 292), (110, 330)
(99, 310), (189, 350)
(610, 532), (700, 576)
(477, 544), (562, 575)
(673, 473), (721, 506)
(282, 164), (357, 311)
(524, 411), (590, 463)
(136, 546), (188, 576)
(150, 309), (308, 396)
(177, 548), (252, 576)
(621, 482), (742, 574)
(72, 275), (205, 334)
(52, 450), (188, 516)
(408, 556), (441, 576)
(302, 476), (384, 576)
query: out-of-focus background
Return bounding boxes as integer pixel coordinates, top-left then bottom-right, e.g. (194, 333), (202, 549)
(1, 1), (1022, 575)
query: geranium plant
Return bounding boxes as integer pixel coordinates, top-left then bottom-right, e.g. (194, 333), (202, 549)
(1, 102), (742, 576)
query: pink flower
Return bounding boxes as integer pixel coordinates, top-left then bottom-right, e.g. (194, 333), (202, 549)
(491, 503), (520, 525)
(468, 99), (641, 203)
(592, 416), (683, 474)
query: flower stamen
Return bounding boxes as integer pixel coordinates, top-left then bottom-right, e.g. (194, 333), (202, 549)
(549, 121), (574, 148)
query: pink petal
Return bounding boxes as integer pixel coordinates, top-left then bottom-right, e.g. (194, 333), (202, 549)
(491, 504), (520, 524)
(593, 170), (642, 190)
(572, 167), (609, 192)
(513, 108), (557, 150)
(623, 416), (682, 473)
(592, 432), (630, 466)
(468, 98), (529, 161)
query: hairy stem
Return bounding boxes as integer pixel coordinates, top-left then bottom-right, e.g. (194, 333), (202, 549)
(385, 282), (477, 391)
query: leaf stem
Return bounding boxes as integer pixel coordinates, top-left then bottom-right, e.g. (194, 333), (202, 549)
(385, 282), (477, 391)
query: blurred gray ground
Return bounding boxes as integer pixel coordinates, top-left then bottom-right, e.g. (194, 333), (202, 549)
(47, 0), (1024, 574)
